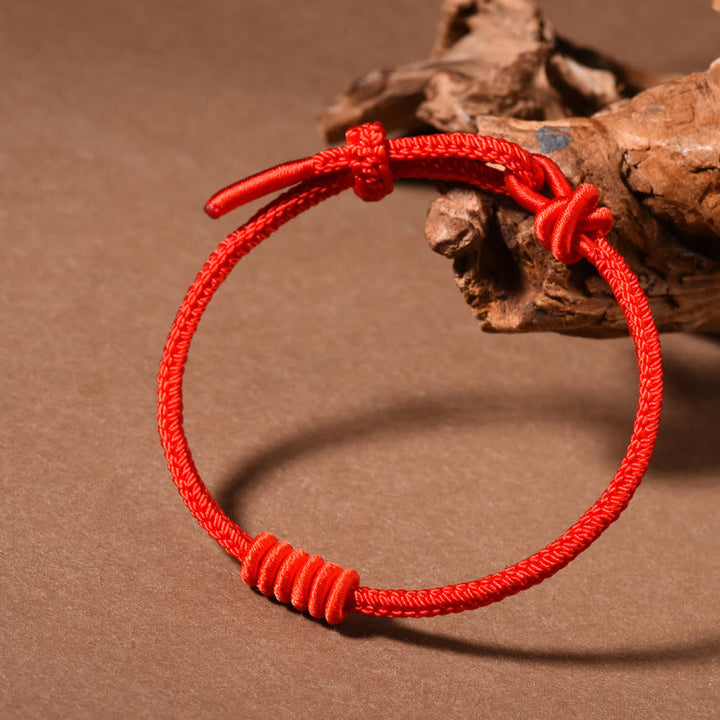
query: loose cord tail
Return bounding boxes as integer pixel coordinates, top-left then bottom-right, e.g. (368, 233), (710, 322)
(158, 122), (662, 623)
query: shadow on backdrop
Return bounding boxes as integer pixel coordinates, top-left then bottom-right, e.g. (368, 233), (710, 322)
(649, 334), (720, 478)
(338, 612), (720, 667)
(217, 386), (626, 528)
(217, 335), (719, 663)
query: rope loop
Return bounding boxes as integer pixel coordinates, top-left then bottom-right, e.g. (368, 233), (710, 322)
(159, 121), (663, 623)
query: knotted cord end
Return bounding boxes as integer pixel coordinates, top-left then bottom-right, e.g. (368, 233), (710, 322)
(534, 184), (613, 264)
(505, 159), (613, 265)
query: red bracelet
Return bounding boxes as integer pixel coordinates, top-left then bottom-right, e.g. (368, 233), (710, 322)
(158, 122), (663, 624)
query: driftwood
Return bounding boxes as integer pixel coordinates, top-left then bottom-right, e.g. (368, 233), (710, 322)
(323, 0), (720, 336)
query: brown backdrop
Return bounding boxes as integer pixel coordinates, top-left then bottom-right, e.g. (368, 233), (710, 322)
(2, 1), (719, 718)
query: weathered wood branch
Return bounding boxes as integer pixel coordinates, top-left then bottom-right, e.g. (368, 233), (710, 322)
(323, 0), (720, 336)
(322, 0), (676, 141)
(427, 63), (720, 336)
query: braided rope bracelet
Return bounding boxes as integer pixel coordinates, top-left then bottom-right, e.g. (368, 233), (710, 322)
(158, 122), (663, 624)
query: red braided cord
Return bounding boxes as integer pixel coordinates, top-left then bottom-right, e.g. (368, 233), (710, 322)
(158, 122), (663, 623)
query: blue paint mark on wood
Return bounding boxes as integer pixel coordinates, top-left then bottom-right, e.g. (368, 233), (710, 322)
(536, 126), (571, 153)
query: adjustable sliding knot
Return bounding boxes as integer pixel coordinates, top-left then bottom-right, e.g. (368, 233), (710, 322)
(240, 532), (360, 624)
(344, 122), (394, 202)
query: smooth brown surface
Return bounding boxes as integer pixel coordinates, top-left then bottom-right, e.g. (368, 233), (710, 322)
(2, 1), (719, 718)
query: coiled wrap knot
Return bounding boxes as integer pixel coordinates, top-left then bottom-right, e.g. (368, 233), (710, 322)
(240, 532), (360, 624)
(345, 122), (394, 202)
